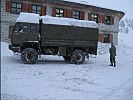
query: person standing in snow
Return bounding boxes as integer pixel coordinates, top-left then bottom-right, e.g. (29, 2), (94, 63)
(109, 43), (116, 67)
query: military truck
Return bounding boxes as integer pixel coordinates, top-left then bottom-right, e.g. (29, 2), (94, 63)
(9, 12), (99, 64)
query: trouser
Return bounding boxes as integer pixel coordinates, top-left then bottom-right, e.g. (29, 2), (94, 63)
(110, 55), (116, 66)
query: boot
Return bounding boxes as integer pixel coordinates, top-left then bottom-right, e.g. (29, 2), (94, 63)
(109, 64), (113, 66)
(114, 64), (116, 67)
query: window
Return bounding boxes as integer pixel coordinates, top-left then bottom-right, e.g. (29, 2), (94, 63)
(56, 8), (64, 17)
(104, 34), (110, 43)
(105, 16), (111, 25)
(91, 13), (98, 23)
(19, 24), (29, 33)
(73, 10), (80, 19)
(30, 24), (37, 32)
(13, 23), (19, 32)
(32, 5), (42, 15)
(11, 2), (22, 14)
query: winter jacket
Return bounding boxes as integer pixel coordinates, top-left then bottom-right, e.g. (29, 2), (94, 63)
(109, 45), (116, 56)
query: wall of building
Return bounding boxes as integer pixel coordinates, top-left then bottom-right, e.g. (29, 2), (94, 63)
(1, 0), (122, 45)
(1, 0), (19, 42)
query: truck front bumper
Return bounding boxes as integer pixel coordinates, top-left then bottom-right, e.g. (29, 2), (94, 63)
(9, 45), (20, 53)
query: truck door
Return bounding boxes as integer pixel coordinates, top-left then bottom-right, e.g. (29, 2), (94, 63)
(11, 23), (21, 44)
(29, 24), (39, 41)
(19, 23), (29, 42)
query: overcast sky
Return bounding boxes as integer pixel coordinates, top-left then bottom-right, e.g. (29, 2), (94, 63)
(87, 0), (133, 19)
(65, 0), (133, 19)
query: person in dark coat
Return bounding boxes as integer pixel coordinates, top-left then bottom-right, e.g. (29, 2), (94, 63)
(109, 43), (116, 67)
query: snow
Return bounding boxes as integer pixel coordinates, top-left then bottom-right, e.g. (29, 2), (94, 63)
(1, 1), (133, 99)
(16, 12), (40, 24)
(1, 28), (133, 99)
(118, 28), (133, 48)
(16, 13), (98, 28)
(41, 15), (98, 28)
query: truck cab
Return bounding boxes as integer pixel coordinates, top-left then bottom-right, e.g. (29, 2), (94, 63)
(9, 21), (40, 52)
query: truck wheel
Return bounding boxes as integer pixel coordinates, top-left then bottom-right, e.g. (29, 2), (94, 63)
(21, 48), (38, 64)
(71, 49), (85, 64)
(63, 56), (71, 61)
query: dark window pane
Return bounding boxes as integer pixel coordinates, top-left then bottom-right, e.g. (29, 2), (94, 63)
(32, 11), (36, 13)
(91, 13), (98, 23)
(12, 3), (16, 7)
(11, 2), (22, 14)
(17, 9), (21, 13)
(104, 34), (110, 43)
(32, 5), (42, 15)
(23, 25), (28, 32)
(56, 8), (64, 17)
(14, 24), (19, 32)
(56, 9), (59, 13)
(19, 24), (29, 33)
(11, 8), (16, 11)
(30, 24), (37, 32)
(17, 4), (21, 8)
(32, 6), (36, 10)
(37, 7), (41, 10)
(105, 16), (111, 25)
(37, 11), (41, 14)
(73, 10), (80, 19)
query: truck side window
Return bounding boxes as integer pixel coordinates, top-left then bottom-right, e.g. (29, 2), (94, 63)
(30, 24), (37, 32)
(19, 26), (22, 32)
(19, 24), (28, 33)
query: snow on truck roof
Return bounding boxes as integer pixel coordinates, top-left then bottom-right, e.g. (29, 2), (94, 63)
(16, 13), (40, 24)
(41, 16), (98, 28)
(16, 12), (98, 28)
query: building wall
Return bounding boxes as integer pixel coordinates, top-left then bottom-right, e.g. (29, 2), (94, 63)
(1, 0), (122, 45)
(1, 0), (19, 42)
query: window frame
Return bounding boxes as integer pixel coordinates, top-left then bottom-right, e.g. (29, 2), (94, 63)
(11, 2), (22, 14)
(105, 16), (112, 25)
(30, 24), (38, 33)
(32, 5), (42, 15)
(19, 23), (29, 33)
(72, 10), (80, 20)
(104, 34), (110, 43)
(56, 8), (64, 17)
(91, 13), (99, 23)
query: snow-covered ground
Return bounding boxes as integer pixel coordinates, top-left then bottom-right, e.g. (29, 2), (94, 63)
(1, 28), (133, 100)
(1, 1), (133, 99)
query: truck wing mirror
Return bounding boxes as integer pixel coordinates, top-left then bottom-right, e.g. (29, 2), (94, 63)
(19, 26), (23, 33)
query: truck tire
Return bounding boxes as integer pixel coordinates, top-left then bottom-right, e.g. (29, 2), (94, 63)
(63, 56), (71, 61)
(21, 48), (38, 64)
(71, 49), (85, 64)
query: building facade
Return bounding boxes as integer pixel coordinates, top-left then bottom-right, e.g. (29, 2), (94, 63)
(1, 0), (124, 44)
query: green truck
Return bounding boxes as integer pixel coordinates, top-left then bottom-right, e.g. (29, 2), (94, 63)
(9, 13), (99, 64)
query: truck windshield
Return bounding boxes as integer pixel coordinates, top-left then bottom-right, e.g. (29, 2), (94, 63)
(13, 23), (19, 32)
(13, 23), (29, 33)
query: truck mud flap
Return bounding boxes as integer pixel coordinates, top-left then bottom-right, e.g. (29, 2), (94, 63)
(58, 47), (66, 56)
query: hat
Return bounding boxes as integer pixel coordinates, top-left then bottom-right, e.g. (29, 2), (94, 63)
(111, 42), (114, 46)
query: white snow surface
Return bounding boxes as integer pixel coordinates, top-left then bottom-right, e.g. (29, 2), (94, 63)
(41, 16), (98, 28)
(16, 12), (40, 24)
(1, 29), (133, 100)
